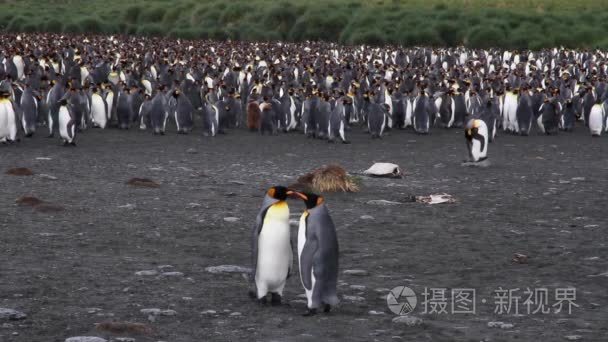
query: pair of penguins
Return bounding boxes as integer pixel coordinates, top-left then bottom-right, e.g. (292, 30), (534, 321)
(249, 186), (339, 316)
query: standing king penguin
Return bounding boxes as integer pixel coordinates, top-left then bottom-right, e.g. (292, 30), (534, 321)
(293, 192), (340, 316)
(0, 85), (17, 143)
(250, 186), (295, 305)
(465, 118), (488, 162)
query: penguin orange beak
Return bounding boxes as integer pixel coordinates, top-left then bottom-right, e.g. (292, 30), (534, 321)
(290, 191), (308, 201)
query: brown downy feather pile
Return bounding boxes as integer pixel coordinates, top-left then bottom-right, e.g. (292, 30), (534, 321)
(95, 321), (153, 335)
(291, 164), (359, 193)
(15, 196), (64, 212)
(127, 178), (160, 188)
(6, 167), (34, 176)
(16, 196), (44, 206)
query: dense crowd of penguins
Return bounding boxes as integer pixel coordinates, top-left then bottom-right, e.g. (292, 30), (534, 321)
(1, 33), (608, 146)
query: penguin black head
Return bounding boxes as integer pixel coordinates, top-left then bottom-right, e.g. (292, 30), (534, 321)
(58, 98), (68, 106)
(267, 186), (294, 201)
(294, 192), (324, 209)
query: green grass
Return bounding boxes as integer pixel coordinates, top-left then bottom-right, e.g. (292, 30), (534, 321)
(0, 0), (606, 48)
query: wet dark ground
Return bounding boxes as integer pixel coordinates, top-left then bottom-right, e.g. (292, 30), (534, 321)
(1, 124), (607, 342)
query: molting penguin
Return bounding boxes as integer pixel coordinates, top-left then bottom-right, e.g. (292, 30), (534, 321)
(293, 192), (340, 317)
(57, 98), (76, 146)
(0, 86), (17, 143)
(247, 100), (261, 131)
(249, 186), (295, 305)
(465, 118), (488, 162)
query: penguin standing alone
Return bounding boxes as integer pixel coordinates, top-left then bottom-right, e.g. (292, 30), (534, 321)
(249, 186), (296, 305)
(464, 118), (488, 162)
(293, 191), (340, 316)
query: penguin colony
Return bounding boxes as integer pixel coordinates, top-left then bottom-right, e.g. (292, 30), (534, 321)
(1, 33), (608, 155)
(251, 186), (339, 316)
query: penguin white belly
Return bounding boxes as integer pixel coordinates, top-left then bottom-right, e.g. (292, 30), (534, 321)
(142, 80), (152, 95)
(589, 105), (603, 136)
(58, 106), (73, 142)
(13, 55), (24, 80)
(448, 98), (455, 128)
(404, 100), (412, 127)
(0, 101), (14, 140)
(257, 213), (292, 295)
(298, 213), (316, 308)
(80, 67), (89, 85)
(106, 92), (114, 120)
(288, 98), (297, 130)
(505, 95), (518, 132)
(91, 95), (107, 128)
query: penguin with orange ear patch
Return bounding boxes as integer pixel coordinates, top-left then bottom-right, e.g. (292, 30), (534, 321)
(293, 192), (340, 316)
(465, 118), (488, 162)
(249, 186), (296, 306)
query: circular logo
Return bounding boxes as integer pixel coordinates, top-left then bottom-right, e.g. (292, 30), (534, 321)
(387, 286), (417, 315)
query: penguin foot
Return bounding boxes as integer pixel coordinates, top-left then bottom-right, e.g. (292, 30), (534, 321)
(323, 304), (331, 313)
(46, 134), (54, 138)
(247, 290), (257, 300)
(270, 293), (282, 306)
(302, 308), (317, 317)
(70, 142), (77, 146)
(342, 140), (351, 144)
(25, 133), (33, 138)
(258, 296), (268, 306)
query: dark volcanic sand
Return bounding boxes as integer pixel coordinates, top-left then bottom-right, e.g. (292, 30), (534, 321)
(1, 125), (607, 342)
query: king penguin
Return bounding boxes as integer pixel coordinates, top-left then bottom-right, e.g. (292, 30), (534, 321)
(58, 98), (76, 146)
(465, 118), (488, 162)
(90, 85), (108, 129)
(0, 85), (17, 143)
(250, 186), (295, 305)
(588, 99), (604, 137)
(293, 192), (340, 316)
(20, 85), (38, 137)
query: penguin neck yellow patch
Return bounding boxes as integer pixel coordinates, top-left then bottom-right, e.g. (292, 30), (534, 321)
(0, 98), (10, 103)
(264, 201), (289, 222)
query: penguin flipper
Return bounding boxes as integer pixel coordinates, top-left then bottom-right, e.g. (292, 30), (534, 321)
(472, 132), (485, 154)
(250, 201), (272, 283)
(300, 238), (318, 291)
(287, 239), (294, 279)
